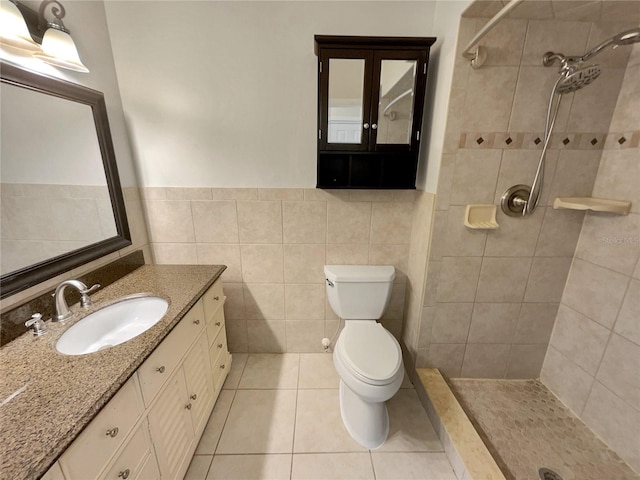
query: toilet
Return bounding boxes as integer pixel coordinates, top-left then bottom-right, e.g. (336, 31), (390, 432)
(324, 265), (404, 449)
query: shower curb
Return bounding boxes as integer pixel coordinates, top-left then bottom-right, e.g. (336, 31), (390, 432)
(415, 368), (506, 480)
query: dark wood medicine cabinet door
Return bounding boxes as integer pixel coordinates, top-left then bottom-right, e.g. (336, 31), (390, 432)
(315, 35), (436, 189)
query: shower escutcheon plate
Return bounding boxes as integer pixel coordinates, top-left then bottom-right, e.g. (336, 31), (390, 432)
(501, 184), (532, 217)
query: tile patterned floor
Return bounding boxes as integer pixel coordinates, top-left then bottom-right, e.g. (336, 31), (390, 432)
(449, 379), (639, 480)
(185, 353), (456, 480)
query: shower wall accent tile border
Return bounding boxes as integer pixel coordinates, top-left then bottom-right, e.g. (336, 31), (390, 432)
(458, 130), (640, 150)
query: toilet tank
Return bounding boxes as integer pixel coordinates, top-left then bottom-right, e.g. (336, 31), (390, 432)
(324, 265), (395, 319)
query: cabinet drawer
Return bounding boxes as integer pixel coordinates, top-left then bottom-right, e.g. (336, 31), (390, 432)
(138, 300), (205, 404)
(99, 423), (154, 480)
(60, 376), (142, 480)
(203, 280), (224, 321)
(41, 462), (65, 480)
(206, 307), (225, 347)
(209, 327), (227, 367)
(211, 332), (230, 391)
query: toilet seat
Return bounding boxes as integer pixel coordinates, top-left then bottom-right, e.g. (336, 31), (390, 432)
(336, 322), (402, 386)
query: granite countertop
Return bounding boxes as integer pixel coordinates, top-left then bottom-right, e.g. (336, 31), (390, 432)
(0, 264), (225, 480)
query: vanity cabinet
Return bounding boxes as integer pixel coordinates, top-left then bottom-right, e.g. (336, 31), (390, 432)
(315, 35), (436, 189)
(54, 277), (230, 480)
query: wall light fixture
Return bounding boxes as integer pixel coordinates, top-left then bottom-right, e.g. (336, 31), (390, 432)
(0, 0), (89, 72)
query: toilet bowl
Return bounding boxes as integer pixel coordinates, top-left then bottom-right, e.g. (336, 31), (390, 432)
(324, 265), (404, 449)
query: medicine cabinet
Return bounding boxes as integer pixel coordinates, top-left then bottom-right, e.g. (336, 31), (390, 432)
(315, 35), (436, 189)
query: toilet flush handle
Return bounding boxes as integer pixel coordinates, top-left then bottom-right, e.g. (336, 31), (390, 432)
(326, 279), (335, 288)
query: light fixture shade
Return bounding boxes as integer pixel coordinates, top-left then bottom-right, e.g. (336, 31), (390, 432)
(0, 0), (41, 52)
(34, 26), (89, 72)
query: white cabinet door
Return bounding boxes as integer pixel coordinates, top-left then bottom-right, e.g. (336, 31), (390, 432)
(147, 371), (193, 479)
(99, 421), (156, 480)
(183, 334), (215, 435)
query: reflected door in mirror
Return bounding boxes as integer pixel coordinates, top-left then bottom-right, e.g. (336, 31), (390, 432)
(328, 58), (365, 144)
(376, 59), (417, 145)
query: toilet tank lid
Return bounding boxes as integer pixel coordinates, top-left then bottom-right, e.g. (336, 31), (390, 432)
(324, 265), (395, 283)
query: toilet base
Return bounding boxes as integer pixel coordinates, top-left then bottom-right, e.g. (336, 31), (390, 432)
(339, 380), (389, 449)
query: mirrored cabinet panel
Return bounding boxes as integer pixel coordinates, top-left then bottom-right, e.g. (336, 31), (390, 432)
(315, 36), (436, 189)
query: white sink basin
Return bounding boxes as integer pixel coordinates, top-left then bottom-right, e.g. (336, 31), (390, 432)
(56, 295), (169, 355)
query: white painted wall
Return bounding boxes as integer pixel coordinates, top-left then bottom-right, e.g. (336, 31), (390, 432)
(104, 0), (467, 189)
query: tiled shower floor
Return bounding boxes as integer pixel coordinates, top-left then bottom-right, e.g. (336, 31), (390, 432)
(184, 353), (457, 479)
(449, 379), (639, 480)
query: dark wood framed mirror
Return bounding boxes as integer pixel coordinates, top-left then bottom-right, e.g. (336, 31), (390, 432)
(0, 62), (131, 299)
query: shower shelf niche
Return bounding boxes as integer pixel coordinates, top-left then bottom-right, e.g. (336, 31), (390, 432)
(553, 197), (631, 215)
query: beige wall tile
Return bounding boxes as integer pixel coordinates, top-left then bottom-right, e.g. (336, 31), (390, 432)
(476, 257), (532, 303)
(144, 200), (195, 243)
(562, 259), (629, 328)
(614, 279), (640, 345)
(550, 304), (611, 375)
(468, 303), (520, 343)
(582, 381), (640, 472)
(551, 2), (602, 22)
(574, 213), (640, 276)
(241, 244), (284, 283)
(211, 188), (258, 201)
(196, 243), (242, 283)
(610, 64), (640, 132)
(285, 321), (325, 353)
(283, 244), (326, 283)
(325, 244), (369, 265)
(514, 303), (559, 344)
(382, 283), (406, 321)
(521, 20), (592, 66)
(303, 188), (349, 202)
(461, 343), (510, 378)
(505, 344), (547, 378)
(449, 149), (502, 206)
(431, 303), (474, 343)
(152, 243), (198, 264)
(436, 257), (482, 302)
(225, 317), (248, 352)
(546, 149), (602, 202)
(237, 201), (282, 244)
(370, 203), (414, 245)
(476, 18), (527, 66)
(259, 188), (303, 201)
(441, 206), (487, 257)
(282, 201), (327, 244)
(192, 201), (239, 243)
(596, 333), (640, 410)
(493, 149), (558, 207)
(165, 187), (212, 200)
(243, 283), (285, 320)
(524, 257), (572, 303)
(536, 208), (585, 257)
(327, 202), (371, 244)
(349, 190), (395, 202)
(222, 282), (245, 320)
(461, 66), (519, 131)
(247, 320), (287, 353)
(422, 344), (465, 377)
(587, 22), (637, 68)
(285, 284), (325, 320)
(141, 187), (166, 200)
(484, 208), (545, 257)
(368, 245), (410, 281)
(593, 149), (640, 214)
(541, 346), (594, 415)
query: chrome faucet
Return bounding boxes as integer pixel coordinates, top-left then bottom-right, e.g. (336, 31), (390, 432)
(53, 280), (100, 321)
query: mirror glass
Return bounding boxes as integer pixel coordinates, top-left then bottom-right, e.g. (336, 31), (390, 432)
(376, 59), (417, 145)
(1, 82), (117, 275)
(328, 58), (365, 143)
(0, 63), (130, 299)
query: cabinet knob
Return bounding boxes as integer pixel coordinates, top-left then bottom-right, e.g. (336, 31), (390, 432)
(213, 296), (220, 301)
(185, 403), (192, 410)
(156, 366), (165, 374)
(220, 364), (226, 370)
(105, 427), (119, 438)
(371, 123), (378, 130)
(193, 319), (200, 325)
(215, 321), (221, 326)
(118, 469), (130, 479)
(218, 343), (223, 349)
(191, 393), (197, 401)
(363, 123), (369, 130)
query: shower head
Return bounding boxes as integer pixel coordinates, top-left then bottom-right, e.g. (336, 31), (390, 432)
(556, 64), (601, 94)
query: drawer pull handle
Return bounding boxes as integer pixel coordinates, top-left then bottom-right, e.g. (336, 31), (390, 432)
(191, 393), (197, 400)
(156, 366), (166, 374)
(218, 343), (223, 349)
(220, 364), (226, 370)
(215, 321), (221, 326)
(105, 427), (119, 438)
(213, 296), (220, 301)
(185, 403), (192, 410)
(118, 469), (130, 479)
(193, 319), (201, 325)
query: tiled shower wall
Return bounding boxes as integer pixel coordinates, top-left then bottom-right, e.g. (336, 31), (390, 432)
(142, 187), (417, 353)
(541, 43), (640, 472)
(414, 4), (638, 378)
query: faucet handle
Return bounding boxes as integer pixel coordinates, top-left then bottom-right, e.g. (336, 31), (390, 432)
(25, 313), (47, 336)
(79, 284), (101, 308)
